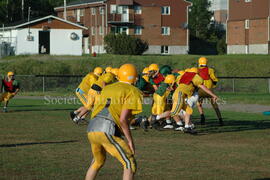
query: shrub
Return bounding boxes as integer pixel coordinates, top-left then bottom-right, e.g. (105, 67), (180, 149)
(104, 33), (148, 55)
(217, 36), (227, 55)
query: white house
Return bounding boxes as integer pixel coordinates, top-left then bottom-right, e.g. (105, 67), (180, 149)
(0, 15), (88, 56)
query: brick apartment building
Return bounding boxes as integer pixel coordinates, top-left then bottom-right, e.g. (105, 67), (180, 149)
(55, 0), (192, 55)
(227, 0), (270, 54)
(209, 0), (228, 27)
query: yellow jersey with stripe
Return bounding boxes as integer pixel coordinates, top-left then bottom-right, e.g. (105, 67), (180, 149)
(178, 74), (203, 97)
(78, 73), (98, 93)
(91, 82), (143, 131)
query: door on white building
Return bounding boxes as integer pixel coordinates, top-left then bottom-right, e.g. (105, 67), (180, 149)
(39, 31), (50, 54)
(83, 37), (90, 54)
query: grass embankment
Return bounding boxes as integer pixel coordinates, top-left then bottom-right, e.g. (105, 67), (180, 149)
(0, 99), (270, 180)
(0, 54), (270, 76)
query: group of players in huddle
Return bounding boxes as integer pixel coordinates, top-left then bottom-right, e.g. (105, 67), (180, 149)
(70, 57), (223, 136)
(0, 58), (223, 180)
(68, 58), (223, 180)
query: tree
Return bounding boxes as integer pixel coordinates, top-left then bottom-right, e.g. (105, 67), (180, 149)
(104, 33), (148, 55)
(0, 0), (74, 25)
(188, 0), (226, 55)
(188, 0), (213, 40)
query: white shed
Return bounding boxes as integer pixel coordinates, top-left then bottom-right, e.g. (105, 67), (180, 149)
(0, 15), (88, 56)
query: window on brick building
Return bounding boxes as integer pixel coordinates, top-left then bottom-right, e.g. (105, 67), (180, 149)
(110, 5), (117, 13)
(245, 19), (250, 29)
(91, 8), (96, 15)
(134, 26), (142, 35)
(161, 46), (169, 54)
(91, 27), (95, 35)
(99, 26), (104, 35)
(134, 6), (142, 14)
(80, 9), (85, 16)
(161, 27), (170, 35)
(100, 7), (104, 14)
(245, 0), (252, 2)
(161, 6), (170, 15)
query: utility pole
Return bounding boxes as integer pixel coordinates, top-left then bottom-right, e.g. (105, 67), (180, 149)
(28, 7), (31, 36)
(22, 0), (24, 20)
(6, 0), (8, 19)
(64, 0), (67, 20)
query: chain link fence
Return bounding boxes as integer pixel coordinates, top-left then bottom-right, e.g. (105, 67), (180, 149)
(0, 42), (14, 58)
(1, 75), (270, 94)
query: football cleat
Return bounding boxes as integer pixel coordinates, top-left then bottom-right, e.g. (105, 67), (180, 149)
(2, 107), (7, 113)
(72, 116), (81, 124)
(70, 111), (76, 120)
(183, 127), (197, 135)
(140, 117), (149, 130)
(175, 125), (184, 131)
(163, 124), (174, 129)
(219, 119), (224, 126)
(200, 114), (205, 125)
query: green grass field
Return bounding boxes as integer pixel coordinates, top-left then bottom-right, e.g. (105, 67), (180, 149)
(1, 98), (270, 180)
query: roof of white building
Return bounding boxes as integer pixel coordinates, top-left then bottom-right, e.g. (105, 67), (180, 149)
(3, 15), (88, 30)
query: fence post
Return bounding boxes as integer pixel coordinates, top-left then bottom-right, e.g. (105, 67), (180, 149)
(268, 78), (270, 94)
(42, 76), (45, 93)
(232, 78), (235, 93)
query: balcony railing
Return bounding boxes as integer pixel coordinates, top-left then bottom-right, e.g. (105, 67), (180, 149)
(108, 13), (134, 24)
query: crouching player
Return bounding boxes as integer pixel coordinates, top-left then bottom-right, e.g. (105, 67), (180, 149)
(72, 73), (116, 123)
(0, 72), (20, 112)
(136, 67), (155, 96)
(151, 74), (175, 129)
(156, 68), (218, 134)
(70, 67), (103, 122)
(85, 64), (142, 180)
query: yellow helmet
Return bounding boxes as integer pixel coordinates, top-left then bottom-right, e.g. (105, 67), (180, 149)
(111, 68), (119, 76)
(118, 64), (137, 84)
(198, 57), (208, 66)
(94, 67), (103, 76)
(101, 72), (115, 84)
(187, 67), (198, 73)
(148, 64), (159, 71)
(105, 66), (112, 73)
(7, 72), (14, 76)
(142, 67), (149, 75)
(178, 70), (185, 75)
(164, 74), (175, 84)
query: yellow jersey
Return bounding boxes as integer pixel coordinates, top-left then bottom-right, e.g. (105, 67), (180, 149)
(198, 67), (218, 89)
(178, 74), (203, 97)
(91, 82), (143, 131)
(78, 73), (98, 93)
